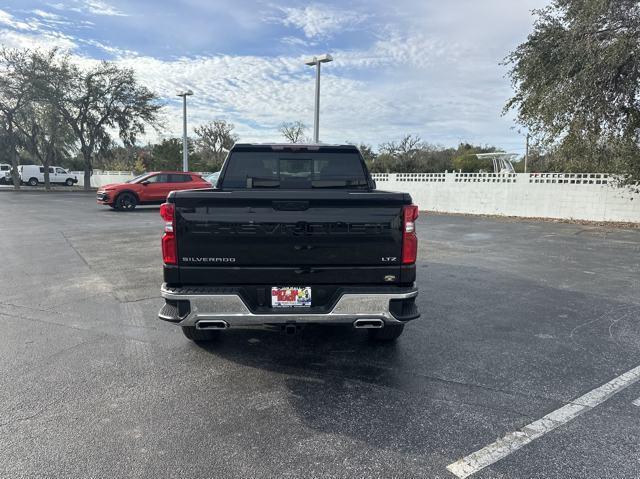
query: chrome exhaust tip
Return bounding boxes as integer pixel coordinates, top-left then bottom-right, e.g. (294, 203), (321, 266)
(353, 319), (384, 329)
(196, 320), (229, 330)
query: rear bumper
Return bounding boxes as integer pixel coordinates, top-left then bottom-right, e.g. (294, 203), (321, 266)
(158, 283), (419, 329)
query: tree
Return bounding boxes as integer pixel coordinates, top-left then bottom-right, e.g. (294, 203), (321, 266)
(357, 143), (376, 163)
(367, 138), (500, 173)
(193, 120), (238, 171)
(150, 138), (182, 171)
(378, 134), (425, 171)
(13, 50), (74, 190)
(451, 143), (499, 172)
(505, 0), (640, 185)
(452, 155), (491, 173)
(0, 48), (31, 189)
(17, 102), (74, 190)
(279, 121), (307, 143)
(95, 143), (143, 172)
(379, 134), (423, 159)
(42, 58), (162, 190)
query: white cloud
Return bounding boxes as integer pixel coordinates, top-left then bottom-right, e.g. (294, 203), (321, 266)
(280, 36), (313, 48)
(81, 38), (137, 57)
(111, 32), (468, 146)
(0, 8), (78, 50)
(0, 29), (77, 51)
(81, 0), (127, 17)
(44, 0), (127, 17)
(32, 9), (62, 20)
(0, 1), (550, 151)
(275, 4), (366, 38)
(335, 32), (456, 70)
(0, 22), (513, 147)
(0, 9), (39, 31)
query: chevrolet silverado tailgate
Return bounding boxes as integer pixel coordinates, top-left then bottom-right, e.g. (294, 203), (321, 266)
(170, 189), (413, 285)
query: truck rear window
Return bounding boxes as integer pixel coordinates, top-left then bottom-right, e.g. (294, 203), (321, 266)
(221, 151), (369, 189)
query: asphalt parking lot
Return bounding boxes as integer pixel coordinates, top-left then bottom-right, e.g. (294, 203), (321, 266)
(1, 191), (639, 478)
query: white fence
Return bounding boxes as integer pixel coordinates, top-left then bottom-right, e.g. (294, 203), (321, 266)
(69, 170), (639, 222)
(71, 170), (135, 188)
(371, 173), (639, 223)
(72, 171), (215, 188)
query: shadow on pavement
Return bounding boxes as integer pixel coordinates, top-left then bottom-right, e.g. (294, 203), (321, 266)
(186, 261), (640, 457)
(101, 206), (161, 214)
(196, 325), (430, 454)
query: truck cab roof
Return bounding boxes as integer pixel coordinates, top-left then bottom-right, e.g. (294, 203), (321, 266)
(231, 143), (359, 152)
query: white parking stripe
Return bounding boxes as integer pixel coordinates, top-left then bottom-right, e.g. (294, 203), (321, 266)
(447, 364), (640, 479)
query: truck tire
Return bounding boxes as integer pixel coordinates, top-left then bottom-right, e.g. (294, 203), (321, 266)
(65, 178), (74, 186)
(182, 326), (219, 342)
(114, 192), (137, 211)
(28, 177), (38, 186)
(368, 323), (404, 342)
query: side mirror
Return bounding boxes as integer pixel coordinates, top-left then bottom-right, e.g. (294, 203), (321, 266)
(141, 181), (150, 186)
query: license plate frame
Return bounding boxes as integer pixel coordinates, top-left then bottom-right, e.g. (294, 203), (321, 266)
(271, 286), (312, 308)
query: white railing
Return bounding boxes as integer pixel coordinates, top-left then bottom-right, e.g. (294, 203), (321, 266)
(370, 172), (637, 222)
(371, 172), (613, 185)
(70, 170), (134, 176)
(71, 170), (136, 188)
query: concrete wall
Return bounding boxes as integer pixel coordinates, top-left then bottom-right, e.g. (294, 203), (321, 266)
(371, 172), (640, 223)
(72, 171), (135, 188)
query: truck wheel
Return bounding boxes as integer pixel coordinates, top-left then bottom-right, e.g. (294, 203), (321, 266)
(115, 192), (137, 211)
(368, 323), (405, 342)
(28, 177), (38, 186)
(65, 178), (74, 186)
(182, 326), (219, 342)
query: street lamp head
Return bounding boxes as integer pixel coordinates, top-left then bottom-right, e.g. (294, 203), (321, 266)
(176, 89), (194, 97)
(305, 54), (333, 66)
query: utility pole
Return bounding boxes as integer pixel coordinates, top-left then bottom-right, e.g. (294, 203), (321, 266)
(525, 133), (530, 174)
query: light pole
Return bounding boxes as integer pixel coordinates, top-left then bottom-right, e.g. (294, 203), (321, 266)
(305, 54), (333, 143)
(524, 133), (530, 174)
(176, 90), (193, 172)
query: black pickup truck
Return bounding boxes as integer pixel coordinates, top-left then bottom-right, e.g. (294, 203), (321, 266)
(158, 143), (420, 343)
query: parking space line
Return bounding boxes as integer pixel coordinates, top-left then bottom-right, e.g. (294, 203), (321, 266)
(446, 364), (640, 478)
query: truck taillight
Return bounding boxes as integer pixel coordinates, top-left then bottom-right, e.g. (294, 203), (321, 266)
(402, 205), (419, 265)
(160, 203), (176, 265)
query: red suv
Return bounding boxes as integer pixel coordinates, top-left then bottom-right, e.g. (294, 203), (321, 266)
(97, 171), (210, 211)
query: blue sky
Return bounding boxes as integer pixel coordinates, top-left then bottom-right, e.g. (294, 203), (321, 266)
(0, 0), (550, 152)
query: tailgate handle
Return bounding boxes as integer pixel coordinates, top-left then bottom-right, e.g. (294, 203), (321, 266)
(272, 201), (309, 211)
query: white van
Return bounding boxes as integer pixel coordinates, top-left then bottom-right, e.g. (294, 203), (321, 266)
(0, 163), (11, 184)
(18, 165), (78, 187)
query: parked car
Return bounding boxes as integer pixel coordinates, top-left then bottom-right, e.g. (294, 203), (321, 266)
(18, 165), (78, 187)
(96, 171), (210, 211)
(0, 163), (11, 184)
(158, 143), (420, 343)
(203, 171), (220, 186)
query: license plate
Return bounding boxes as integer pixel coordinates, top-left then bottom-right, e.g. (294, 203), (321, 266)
(271, 287), (311, 308)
